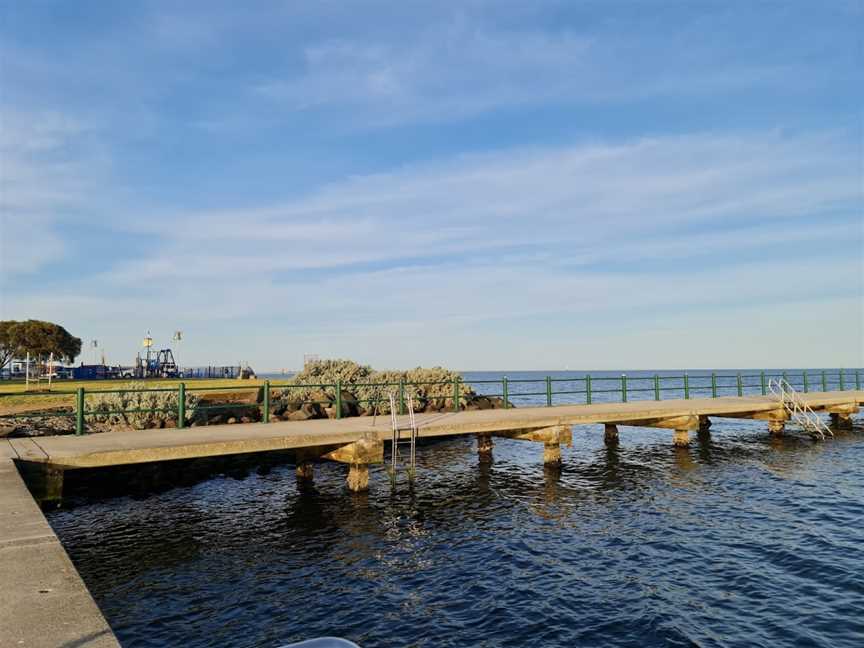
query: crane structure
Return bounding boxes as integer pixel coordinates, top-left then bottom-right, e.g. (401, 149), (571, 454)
(134, 331), (181, 378)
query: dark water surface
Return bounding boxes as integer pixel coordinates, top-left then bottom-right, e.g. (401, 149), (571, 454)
(47, 373), (864, 648)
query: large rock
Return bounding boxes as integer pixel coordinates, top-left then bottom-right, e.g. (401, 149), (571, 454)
(469, 396), (495, 410)
(287, 403), (323, 421)
(341, 390), (360, 416)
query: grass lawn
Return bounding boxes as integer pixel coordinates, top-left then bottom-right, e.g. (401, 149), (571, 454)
(0, 378), (268, 415)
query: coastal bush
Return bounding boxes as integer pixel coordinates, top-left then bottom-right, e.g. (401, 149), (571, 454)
(86, 382), (200, 429)
(279, 359), (477, 415)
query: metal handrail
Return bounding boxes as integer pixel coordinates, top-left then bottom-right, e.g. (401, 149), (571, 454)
(768, 378), (832, 439)
(2, 369), (860, 434)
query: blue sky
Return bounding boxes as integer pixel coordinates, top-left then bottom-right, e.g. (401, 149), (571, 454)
(1, 1), (862, 370)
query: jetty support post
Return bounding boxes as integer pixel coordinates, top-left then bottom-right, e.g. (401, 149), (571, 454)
(493, 425), (572, 466)
(295, 450), (315, 482)
(477, 433), (494, 459)
(615, 414), (699, 447)
(604, 423), (619, 445)
(754, 410), (790, 437)
(828, 403), (859, 431)
(711, 407), (790, 437)
(323, 433), (384, 492)
(767, 419), (786, 436)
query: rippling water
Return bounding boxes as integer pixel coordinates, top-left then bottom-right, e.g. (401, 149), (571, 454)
(46, 373), (864, 648)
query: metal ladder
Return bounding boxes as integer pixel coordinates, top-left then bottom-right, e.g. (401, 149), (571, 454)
(768, 378), (833, 440)
(387, 392), (417, 480)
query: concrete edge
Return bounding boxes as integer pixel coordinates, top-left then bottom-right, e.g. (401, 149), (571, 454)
(0, 458), (121, 648)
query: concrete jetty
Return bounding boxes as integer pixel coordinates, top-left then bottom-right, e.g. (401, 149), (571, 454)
(0, 447), (119, 647)
(6, 390), (862, 498)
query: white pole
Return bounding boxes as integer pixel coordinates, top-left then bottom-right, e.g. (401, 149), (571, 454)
(25, 352), (30, 390)
(48, 352), (54, 390)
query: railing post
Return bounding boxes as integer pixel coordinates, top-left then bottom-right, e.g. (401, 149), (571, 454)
(711, 372), (717, 398)
(178, 383), (186, 428)
(760, 371), (766, 396)
(75, 387), (85, 436)
(545, 376), (552, 407)
(856, 369), (861, 390)
(334, 379), (342, 419)
(839, 369), (845, 391)
(821, 370), (827, 392)
(263, 380), (271, 423)
(502, 376), (509, 409)
(399, 379), (406, 415)
(782, 370), (788, 387)
(452, 377), (460, 412)
(621, 374), (628, 402)
(586, 374), (592, 404)
(736, 372), (743, 397)
(653, 374), (660, 401)
(803, 371), (809, 393)
(683, 373), (690, 400)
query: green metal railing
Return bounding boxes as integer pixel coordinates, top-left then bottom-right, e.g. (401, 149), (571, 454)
(0, 369), (860, 435)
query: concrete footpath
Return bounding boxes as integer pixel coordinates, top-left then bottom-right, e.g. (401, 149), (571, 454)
(0, 446), (119, 647)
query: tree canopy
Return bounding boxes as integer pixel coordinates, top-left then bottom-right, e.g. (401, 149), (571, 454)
(0, 320), (82, 366)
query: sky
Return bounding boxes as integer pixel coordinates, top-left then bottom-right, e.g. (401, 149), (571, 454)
(0, 0), (862, 371)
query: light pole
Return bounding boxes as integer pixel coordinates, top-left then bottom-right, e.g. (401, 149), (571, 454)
(173, 331), (183, 375)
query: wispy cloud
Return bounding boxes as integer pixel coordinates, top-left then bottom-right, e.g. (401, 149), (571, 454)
(97, 130), (859, 282)
(0, 108), (108, 276)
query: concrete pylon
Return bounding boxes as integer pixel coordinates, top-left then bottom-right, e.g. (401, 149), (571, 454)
(477, 433), (494, 458)
(829, 412), (854, 430)
(768, 419), (786, 436)
(673, 429), (691, 447)
(323, 433), (384, 492)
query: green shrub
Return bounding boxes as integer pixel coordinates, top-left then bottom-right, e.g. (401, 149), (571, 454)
(280, 359), (475, 414)
(85, 382), (200, 429)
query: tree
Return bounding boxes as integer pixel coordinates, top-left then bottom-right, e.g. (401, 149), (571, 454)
(0, 320), (82, 363)
(0, 321), (22, 369)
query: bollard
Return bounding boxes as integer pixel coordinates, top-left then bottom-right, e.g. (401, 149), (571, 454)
(178, 383), (186, 429)
(335, 379), (342, 419)
(546, 376), (552, 407)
